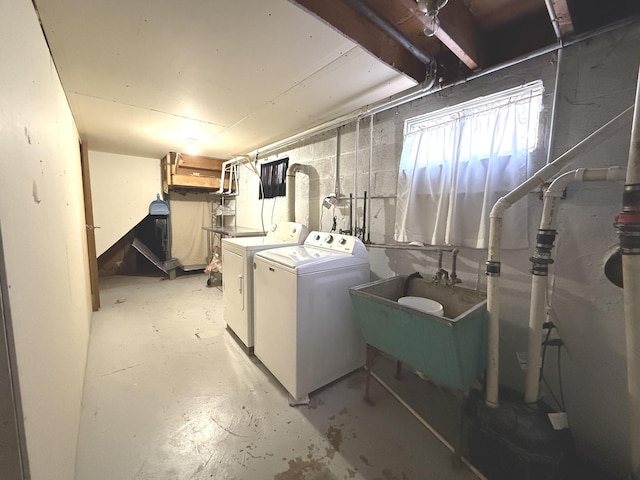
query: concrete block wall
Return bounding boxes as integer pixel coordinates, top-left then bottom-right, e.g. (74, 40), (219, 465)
(235, 21), (640, 476)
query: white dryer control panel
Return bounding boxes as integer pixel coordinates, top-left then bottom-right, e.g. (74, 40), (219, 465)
(303, 231), (367, 258)
(268, 222), (309, 242)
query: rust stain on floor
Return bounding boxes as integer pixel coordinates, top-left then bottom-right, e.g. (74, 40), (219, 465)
(325, 425), (342, 459)
(375, 468), (408, 480)
(274, 456), (337, 480)
(326, 426), (342, 451)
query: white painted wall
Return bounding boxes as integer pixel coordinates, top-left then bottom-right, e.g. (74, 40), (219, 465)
(235, 23), (640, 477)
(0, 1), (92, 479)
(89, 151), (161, 256)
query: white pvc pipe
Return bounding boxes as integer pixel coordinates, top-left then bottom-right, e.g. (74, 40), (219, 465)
(542, 167), (627, 230)
(335, 127), (342, 199)
(218, 157), (250, 194)
(627, 66), (640, 185)
(354, 118), (360, 232)
(622, 65), (640, 480)
(368, 115), (374, 240)
(218, 159), (233, 194)
(523, 273), (550, 404)
(485, 106), (634, 407)
(623, 258), (640, 479)
(523, 167), (626, 405)
(485, 215), (503, 407)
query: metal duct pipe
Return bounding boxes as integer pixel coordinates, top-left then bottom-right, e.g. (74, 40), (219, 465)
(524, 167), (626, 405)
(546, 49), (563, 165)
(485, 105), (635, 407)
(286, 163), (306, 222)
(345, 0), (435, 67)
(617, 64), (640, 480)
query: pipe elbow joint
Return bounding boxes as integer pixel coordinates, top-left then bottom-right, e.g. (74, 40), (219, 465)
(287, 163), (305, 177)
(490, 198), (511, 218)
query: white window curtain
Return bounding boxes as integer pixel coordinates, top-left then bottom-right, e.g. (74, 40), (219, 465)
(395, 82), (543, 249)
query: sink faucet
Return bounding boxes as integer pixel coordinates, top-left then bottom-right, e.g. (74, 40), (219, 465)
(432, 250), (444, 283)
(431, 248), (462, 286)
(438, 268), (449, 284)
(433, 267), (449, 284)
(448, 248), (462, 285)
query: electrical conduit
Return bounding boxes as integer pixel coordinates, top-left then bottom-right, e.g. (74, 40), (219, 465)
(524, 167), (626, 405)
(485, 105), (634, 407)
(617, 64), (640, 480)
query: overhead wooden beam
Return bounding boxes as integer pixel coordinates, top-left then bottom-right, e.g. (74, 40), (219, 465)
(291, 0), (430, 83)
(397, 0), (483, 71)
(550, 0), (575, 37)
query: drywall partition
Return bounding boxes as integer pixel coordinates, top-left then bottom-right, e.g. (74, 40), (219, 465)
(89, 151), (161, 257)
(235, 21), (640, 477)
(0, 1), (93, 479)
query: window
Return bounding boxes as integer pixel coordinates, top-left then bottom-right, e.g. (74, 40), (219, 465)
(259, 157), (289, 199)
(395, 81), (543, 249)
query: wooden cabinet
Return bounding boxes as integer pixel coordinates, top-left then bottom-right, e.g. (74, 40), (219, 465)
(161, 152), (232, 193)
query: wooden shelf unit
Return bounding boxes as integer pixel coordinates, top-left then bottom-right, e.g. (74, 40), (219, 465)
(161, 152), (232, 193)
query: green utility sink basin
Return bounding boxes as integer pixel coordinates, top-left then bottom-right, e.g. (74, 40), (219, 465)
(349, 275), (488, 393)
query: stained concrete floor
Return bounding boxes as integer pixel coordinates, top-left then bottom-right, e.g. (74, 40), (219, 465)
(75, 273), (481, 480)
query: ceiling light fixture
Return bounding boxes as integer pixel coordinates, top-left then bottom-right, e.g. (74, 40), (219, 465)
(416, 0), (449, 37)
(185, 138), (199, 155)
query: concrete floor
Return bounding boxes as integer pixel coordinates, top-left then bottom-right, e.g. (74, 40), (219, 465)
(75, 273), (481, 480)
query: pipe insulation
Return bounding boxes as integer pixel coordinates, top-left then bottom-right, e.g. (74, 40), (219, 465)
(485, 105), (634, 407)
(618, 64), (640, 480)
(523, 167), (626, 405)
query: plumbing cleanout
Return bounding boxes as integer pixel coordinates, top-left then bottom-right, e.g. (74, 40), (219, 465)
(604, 246), (623, 288)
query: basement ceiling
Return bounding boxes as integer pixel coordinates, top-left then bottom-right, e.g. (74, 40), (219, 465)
(33, 0), (639, 161)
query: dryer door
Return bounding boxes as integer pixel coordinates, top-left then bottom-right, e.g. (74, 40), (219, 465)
(223, 249), (247, 342)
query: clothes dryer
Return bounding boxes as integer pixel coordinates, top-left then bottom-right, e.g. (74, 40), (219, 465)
(222, 222), (308, 350)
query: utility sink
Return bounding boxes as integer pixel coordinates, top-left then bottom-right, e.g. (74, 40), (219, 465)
(349, 275), (488, 393)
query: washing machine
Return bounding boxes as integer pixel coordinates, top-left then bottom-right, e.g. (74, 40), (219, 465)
(253, 231), (370, 403)
(222, 222), (308, 351)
